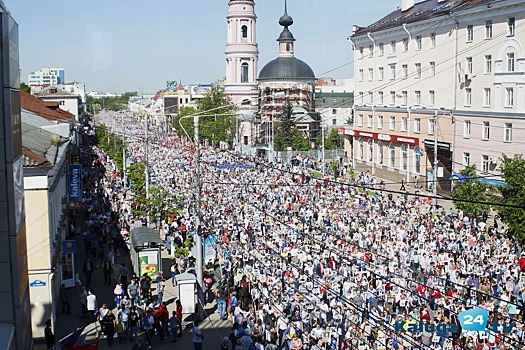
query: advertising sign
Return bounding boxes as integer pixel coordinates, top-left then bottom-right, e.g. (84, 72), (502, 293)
(337, 128), (419, 145)
(68, 164), (82, 209)
(139, 250), (159, 278)
(204, 234), (217, 263)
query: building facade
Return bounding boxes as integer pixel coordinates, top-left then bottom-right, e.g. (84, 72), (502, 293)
(346, 0), (523, 192)
(28, 67), (65, 86)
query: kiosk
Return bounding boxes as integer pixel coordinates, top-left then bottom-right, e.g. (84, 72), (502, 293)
(130, 226), (163, 278)
(175, 272), (197, 314)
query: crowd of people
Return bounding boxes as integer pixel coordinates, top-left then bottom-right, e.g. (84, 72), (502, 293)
(94, 111), (525, 350)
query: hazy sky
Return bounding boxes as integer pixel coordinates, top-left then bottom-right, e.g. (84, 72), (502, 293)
(6, 0), (397, 93)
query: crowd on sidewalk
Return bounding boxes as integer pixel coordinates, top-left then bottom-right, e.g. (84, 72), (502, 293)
(95, 111), (525, 350)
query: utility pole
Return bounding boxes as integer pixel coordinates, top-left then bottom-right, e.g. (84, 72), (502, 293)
(122, 113), (126, 188)
(433, 111), (438, 213)
(321, 121), (326, 175)
(194, 115), (205, 321)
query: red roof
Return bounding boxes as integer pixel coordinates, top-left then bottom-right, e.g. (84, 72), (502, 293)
(20, 91), (76, 122)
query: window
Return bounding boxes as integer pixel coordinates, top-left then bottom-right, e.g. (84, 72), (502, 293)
(416, 35), (422, 50)
(465, 88), (472, 106)
(483, 88), (491, 107)
(389, 64), (396, 80)
(485, 20), (492, 39)
(391, 40), (396, 54)
(428, 119), (435, 135)
(332, 109), (337, 115)
(369, 45), (374, 58)
(415, 90), (421, 105)
(359, 92), (364, 104)
(401, 144), (408, 171)
(379, 43), (384, 56)
(482, 121), (490, 140)
(463, 152), (471, 167)
(359, 69), (364, 82)
(243, 136), (249, 145)
(358, 114), (364, 127)
(430, 33), (436, 48)
(464, 120), (471, 138)
(378, 91), (384, 105)
(485, 55), (492, 73)
(378, 115), (384, 129)
(378, 142), (384, 164)
(241, 25), (248, 39)
(401, 117), (408, 131)
(466, 57), (473, 73)
(367, 115), (373, 128)
(332, 119), (337, 126)
(359, 47), (364, 58)
(414, 118), (421, 133)
(402, 91), (408, 106)
(389, 116), (396, 130)
(414, 147), (421, 173)
(506, 87), (514, 107)
(389, 143), (395, 168)
(415, 63), (422, 78)
(368, 140), (373, 161)
(429, 62), (436, 77)
(507, 52), (515, 72)
(368, 68), (374, 81)
(508, 17), (515, 36)
(505, 123), (513, 142)
(482, 155), (489, 173)
(390, 91), (396, 105)
(359, 139), (364, 159)
(241, 62), (249, 82)
(403, 38), (409, 52)
(402, 64), (408, 79)
(429, 90), (435, 106)
(368, 92), (373, 104)
(467, 24), (474, 42)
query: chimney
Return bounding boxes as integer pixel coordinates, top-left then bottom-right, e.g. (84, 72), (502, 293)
(402, 0), (415, 11)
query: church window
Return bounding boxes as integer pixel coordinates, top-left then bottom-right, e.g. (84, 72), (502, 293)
(241, 25), (248, 39)
(241, 63), (249, 83)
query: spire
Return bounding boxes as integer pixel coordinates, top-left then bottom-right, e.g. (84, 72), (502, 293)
(279, 0), (293, 29)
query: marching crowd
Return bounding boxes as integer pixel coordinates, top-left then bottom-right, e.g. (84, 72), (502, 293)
(92, 111), (525, 350)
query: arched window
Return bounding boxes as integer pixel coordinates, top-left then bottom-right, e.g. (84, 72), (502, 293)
(286, 43), (291, 51)
(332, 109), (337, 115)
(389, 143), (395, 168)
(414, 147), (421, 174)
(368, 140), (373, 162)
(401, 144), (408, 171)
(358, 139), (364, 160)
(241, 63), (249, 83)
(241, 25), (248, 39)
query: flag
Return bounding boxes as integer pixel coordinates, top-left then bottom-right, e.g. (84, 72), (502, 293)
(59, 326), (85, 350)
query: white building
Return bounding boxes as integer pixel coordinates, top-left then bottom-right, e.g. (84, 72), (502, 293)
(28, 67), (65, 86)
(347, 0), (524, 192)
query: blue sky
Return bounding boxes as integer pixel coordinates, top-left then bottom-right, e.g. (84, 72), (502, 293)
(6, 0), (397, 93)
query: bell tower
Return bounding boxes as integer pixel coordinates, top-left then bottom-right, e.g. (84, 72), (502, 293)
(225, 0), (259, 110)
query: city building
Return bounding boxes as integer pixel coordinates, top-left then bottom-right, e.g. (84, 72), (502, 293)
(224, 0), (260, 147)
(256, 1), (317, 151)
(28, 67), (65, 86)
(341, 0), (523, 192)
(34, 85), (85, 122)
(21, 92), (76, 339)
(0, 5), (33, 349)
(315, 78), (354, 128)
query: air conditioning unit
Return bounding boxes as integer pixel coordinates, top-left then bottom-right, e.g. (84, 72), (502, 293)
(465, 73), (473, 81)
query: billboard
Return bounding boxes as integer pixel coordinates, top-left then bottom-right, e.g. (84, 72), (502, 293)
(68, 164), (82, 209)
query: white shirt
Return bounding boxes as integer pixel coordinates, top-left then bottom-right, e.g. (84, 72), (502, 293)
(87, 294), (97, 311)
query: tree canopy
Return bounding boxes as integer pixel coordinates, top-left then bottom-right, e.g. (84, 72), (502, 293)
(452, 165), (490, 216)
(273, 100), (310, 152)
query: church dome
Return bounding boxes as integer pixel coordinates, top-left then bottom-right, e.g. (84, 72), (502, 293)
(258, 57), (315, 82)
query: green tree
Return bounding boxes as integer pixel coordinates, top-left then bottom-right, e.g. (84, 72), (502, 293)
(325, 128), (344, 150)
(497, 154), (525, 242)
(127, 163), (146, 192)
(273, 100), (296, 151)
(452, 165), (490, 216)
(291, 128), (311, 151)
(20, 82), (31, 93)
(196, 84), (236, 144)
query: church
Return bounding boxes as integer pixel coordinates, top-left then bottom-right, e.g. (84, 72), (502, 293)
(224, 0), (318, 153)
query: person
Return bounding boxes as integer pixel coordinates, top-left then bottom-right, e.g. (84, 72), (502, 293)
(170, 260), (179, 287)
(176, 299), (183, 337)
(128, 306), (140, 342)
(192, 320), (204, 350)
(44, 319), (55, 350)
(400, 179), (406, 192)
(60, 283), (71, 314)
(169, 311), (180, 343)
(142, 309), (155, 348)
(103, 310), (116, 348)
(132, 337), (147, 350)
(79, 286), (88, 318)
(140, 273), (152, 300)
(86, 289), (97, 322)
(157, 278), (166, 305)
(127, 279), (139, 306)
(118, 263), (130, 287)
(102, 258), (112, 286)
(113, 283), (124, 308)
(82, 257), (94, 287)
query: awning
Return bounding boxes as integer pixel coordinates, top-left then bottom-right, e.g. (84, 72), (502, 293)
(449, 173), (506, 187)
(449, 173), (469, 182)
(131, 226), (163, 249)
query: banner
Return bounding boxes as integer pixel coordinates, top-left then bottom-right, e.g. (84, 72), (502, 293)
(68, 164), (82, 209)
(204, 234), (217, 263)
